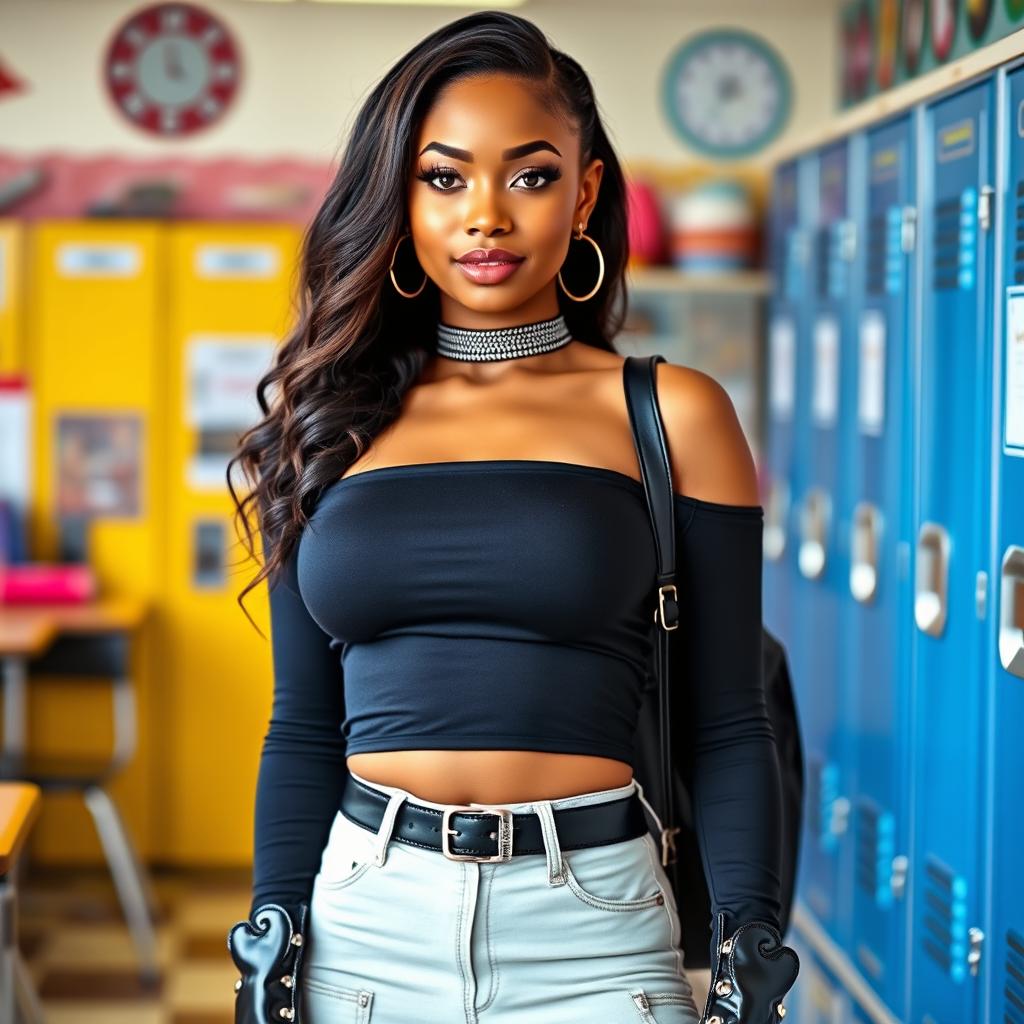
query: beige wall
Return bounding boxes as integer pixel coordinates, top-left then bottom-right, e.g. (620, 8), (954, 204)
(0, 0), (839, 168)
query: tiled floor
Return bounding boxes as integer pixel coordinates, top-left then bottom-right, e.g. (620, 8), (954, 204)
(17, 864), (249, 1024)
(15, 864), (712, 1021)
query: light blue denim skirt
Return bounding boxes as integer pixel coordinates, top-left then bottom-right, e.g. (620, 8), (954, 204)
(301, 768), (701, 1023)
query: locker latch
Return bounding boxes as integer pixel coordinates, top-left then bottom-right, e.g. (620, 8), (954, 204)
(967, 927), (984, 977)
(889, 854), (908, 901)
(828, 796), (851, 837)
(978, 185), (995, 231)
(900, 206), (917, 254)
(839, 219), (857, 262)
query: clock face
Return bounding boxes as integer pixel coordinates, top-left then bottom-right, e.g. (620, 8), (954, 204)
(661, 29), (791, 159)
(104, 2), (241, 137)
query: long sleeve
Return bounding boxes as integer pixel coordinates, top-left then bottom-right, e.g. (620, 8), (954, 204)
(250, 537), (349, 916)
(670, 495), (784, 934)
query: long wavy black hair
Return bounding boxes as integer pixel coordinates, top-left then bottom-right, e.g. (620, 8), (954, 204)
(227, 9), (632, 630)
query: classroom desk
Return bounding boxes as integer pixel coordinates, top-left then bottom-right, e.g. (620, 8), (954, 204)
(0, 781), (43, 1024)
(0, 597), (149, 762)
(0, 597), (157, 980)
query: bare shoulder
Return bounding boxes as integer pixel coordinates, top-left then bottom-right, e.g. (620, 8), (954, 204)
(653, 362), (760, 506)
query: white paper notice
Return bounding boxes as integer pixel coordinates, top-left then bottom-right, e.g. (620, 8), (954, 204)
(1006, 289), (1024, 450)
(770, 315), (795, 420)
(858, 310), (886, 436)
(186, 335), (278, 490)
(813, 315), (840, 427)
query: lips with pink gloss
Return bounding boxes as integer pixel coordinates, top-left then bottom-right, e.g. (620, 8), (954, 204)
(454, 248), (525, 285)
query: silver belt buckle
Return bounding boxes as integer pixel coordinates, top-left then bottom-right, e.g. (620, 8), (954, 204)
(441, 803), (515, 862)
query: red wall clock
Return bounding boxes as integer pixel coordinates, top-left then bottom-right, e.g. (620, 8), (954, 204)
(103, 2), (242, 137)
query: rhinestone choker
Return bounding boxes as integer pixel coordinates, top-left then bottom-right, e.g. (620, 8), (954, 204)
(436, 314), (572, 362)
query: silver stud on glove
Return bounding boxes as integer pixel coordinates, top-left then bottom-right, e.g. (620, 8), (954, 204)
(699, 913), (800, 1024)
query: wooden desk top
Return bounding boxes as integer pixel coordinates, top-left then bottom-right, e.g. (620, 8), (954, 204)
(0, 597), (149, 657)
(0, 615), (57, 657)
(0, 782), (42, 877)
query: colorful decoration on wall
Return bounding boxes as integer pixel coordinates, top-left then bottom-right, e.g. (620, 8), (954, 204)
(843, 2), (875, 105)
(842, 0), (1024, 105)
(968, 0), (995, 38)
(877, 0), (901, 87)
(660, 29), (792, 159)
(932, 0), (960, 60)
(103, 2), (242, 137)
(904, 0), (927, 73)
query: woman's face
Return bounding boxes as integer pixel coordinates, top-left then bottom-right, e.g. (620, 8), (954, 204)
(406, 72), (604, 328)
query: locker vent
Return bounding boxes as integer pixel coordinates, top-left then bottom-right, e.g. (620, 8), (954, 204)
(867, 214), (887, 296)
(806, 757), (840, 849)
(1014, 179), (1024, 285)
(1007, 928), (1024, 1024)
(815, 222), (849, 300)
(921, 854), (968, 982)
(855, 800), (894, 906)
(933, 196), (961, 291)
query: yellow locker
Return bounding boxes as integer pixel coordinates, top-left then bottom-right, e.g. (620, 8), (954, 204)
(164, 223), (301, 863)
(0, 220), (26, 374)
(25, 220), (166, 864)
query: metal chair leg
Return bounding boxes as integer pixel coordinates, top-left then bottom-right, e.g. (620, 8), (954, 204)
(13, 951), (44, 1024)
(1, 869), (44, 1024)
(82, 785), (160, 981)
(0, 877), (15, 1024)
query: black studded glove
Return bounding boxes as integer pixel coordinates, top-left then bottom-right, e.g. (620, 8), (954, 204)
(700, 912), (800, 1024)
(228, 900), (309, 1023)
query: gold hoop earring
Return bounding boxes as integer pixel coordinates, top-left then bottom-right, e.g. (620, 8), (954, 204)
(389, 232), (427, 298)
(557, 221), (605, 302)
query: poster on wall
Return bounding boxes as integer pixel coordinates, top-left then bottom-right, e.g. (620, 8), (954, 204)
(55, 414), (142, 518)
(186, 335), (277, 490)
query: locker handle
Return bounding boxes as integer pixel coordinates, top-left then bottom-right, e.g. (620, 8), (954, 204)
(850, 501), (882, 603)
(828, 796), (851, 837)
(999, 545), (1024, 678)
(798, 487), (830, 580)
(889, 854), (908, 901)
(764, 478), (789, 562)
(967, 927), (984, 978)
(915, 522), (950, 637)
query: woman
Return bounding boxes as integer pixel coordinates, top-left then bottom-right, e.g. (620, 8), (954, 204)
(226, 11), (798, 1024)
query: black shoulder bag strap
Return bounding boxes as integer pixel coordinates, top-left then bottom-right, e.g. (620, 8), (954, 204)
(621, 352), (681, 868)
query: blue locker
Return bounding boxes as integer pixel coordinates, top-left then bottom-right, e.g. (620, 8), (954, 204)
(787, 942), (852, 1024)
(765, 159), (802, 648)
(790, 139), (856, 950)
(985, 62), (1024, 1024)
(909, 75), (996, 1023)
(844, 112), (918, 1019)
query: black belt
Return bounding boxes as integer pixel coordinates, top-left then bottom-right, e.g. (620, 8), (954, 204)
(340, 775), (650, 863)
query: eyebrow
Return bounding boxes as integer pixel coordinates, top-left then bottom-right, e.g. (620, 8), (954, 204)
(417, 139), (562, 162)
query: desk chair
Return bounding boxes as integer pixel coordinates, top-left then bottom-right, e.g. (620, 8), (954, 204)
(0, 630), (161, 983)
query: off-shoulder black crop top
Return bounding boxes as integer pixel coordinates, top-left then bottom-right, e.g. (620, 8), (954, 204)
(249, 459), (784, 934)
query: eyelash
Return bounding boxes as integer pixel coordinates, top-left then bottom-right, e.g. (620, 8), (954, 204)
(415, 162), (562, 193)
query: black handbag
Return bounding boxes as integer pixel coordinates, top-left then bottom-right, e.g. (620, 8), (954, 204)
(623, 354), (802, 1019)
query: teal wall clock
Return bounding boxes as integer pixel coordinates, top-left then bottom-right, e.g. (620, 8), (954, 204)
(661, 28), (793, 159)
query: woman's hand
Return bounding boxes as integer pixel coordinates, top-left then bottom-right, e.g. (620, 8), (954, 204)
(700, 912), (800, 1024)
(228, 900), (309, 1022)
